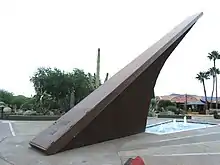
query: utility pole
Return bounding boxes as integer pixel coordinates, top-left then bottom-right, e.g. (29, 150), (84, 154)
(185, 93), (188, 111)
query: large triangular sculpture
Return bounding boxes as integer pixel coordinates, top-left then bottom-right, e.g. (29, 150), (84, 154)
(30, 13), (203, 155)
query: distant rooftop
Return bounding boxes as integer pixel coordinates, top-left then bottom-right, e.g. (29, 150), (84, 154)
(158, 94), (220, 104)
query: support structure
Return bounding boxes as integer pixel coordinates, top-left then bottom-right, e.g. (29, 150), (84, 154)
(30, 13), (203, 155)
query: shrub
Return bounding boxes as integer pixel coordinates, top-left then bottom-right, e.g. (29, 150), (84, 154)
(179, 109), (187, 115)
(166, 106), (178, 114)
(157, 100), (176, 112)
(148, 110), (156, 117)
(158, 114), (192, 119)
(23, 110), (37, 116)
(213, 111), (220, 119)
(3, 115), (60, 121)
(148, 98), (157, 117)
(15, 109), (24, 115)
(159, 111), (174, 115)
(3, 107), (12, 114)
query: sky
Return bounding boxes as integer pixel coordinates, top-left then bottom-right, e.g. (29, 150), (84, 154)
(1, 0), (220, 97)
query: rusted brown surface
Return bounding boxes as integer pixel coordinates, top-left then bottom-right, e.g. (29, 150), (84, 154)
(29, 13), (203, 155)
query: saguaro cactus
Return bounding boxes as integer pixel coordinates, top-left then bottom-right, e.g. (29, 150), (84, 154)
(95, 48), (101, 88)
(94, 48), (109, 88)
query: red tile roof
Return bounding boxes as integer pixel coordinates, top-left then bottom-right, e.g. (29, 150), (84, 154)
(158, 94), (202, 103)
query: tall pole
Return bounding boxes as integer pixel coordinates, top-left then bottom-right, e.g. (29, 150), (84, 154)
(185, 93), (188, 111)
(216, 75), (218, 109)
(1, 106), (3, 119)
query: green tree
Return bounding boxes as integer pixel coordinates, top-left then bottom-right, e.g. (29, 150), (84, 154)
(196, 71), (210, 110)
(71, 69), (94, 105)
(88, 73), (96, 91)
(11, 95), (29, 109)
(20, 97), (36, 110)
(30, 67), (75, 112)
(208, 51), (220, 109)
(30, 67), (94, 112)
(148, 98), (157, 116)
(0, 89), (13, 105)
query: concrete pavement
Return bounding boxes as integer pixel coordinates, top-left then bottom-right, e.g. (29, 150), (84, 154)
(0, 117), (220, 164)
(0, 120), (12, 140)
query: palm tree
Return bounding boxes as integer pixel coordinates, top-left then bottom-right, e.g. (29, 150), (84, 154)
(215, 68), (220, 108)
(208, 67), (220, 109)
(196, 71), (210, 111)
(207, 51), (220, 109)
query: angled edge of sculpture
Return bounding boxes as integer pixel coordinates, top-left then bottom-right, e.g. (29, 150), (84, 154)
(29, 12), (203, 155)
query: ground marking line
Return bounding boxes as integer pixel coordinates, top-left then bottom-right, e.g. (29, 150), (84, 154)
(0, 136), (7, 143)
(129, 131), (220, 147)
(119, 139), (220, 157)
(0, 120), (16, 136)
(151, 139), (220, 148)
(1, 121), (15, 123)
(8, 122), (15, 136)
(0, 155), (14, 165)
(153, 152), (220, 157)
(120, 131), (220, 153)
(156, 131), (220, 143)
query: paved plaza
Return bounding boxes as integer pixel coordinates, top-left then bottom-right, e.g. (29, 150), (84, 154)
(0, 117), (220, 164)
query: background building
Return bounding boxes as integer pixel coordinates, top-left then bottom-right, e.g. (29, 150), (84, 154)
(157, 93), (220, 114)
